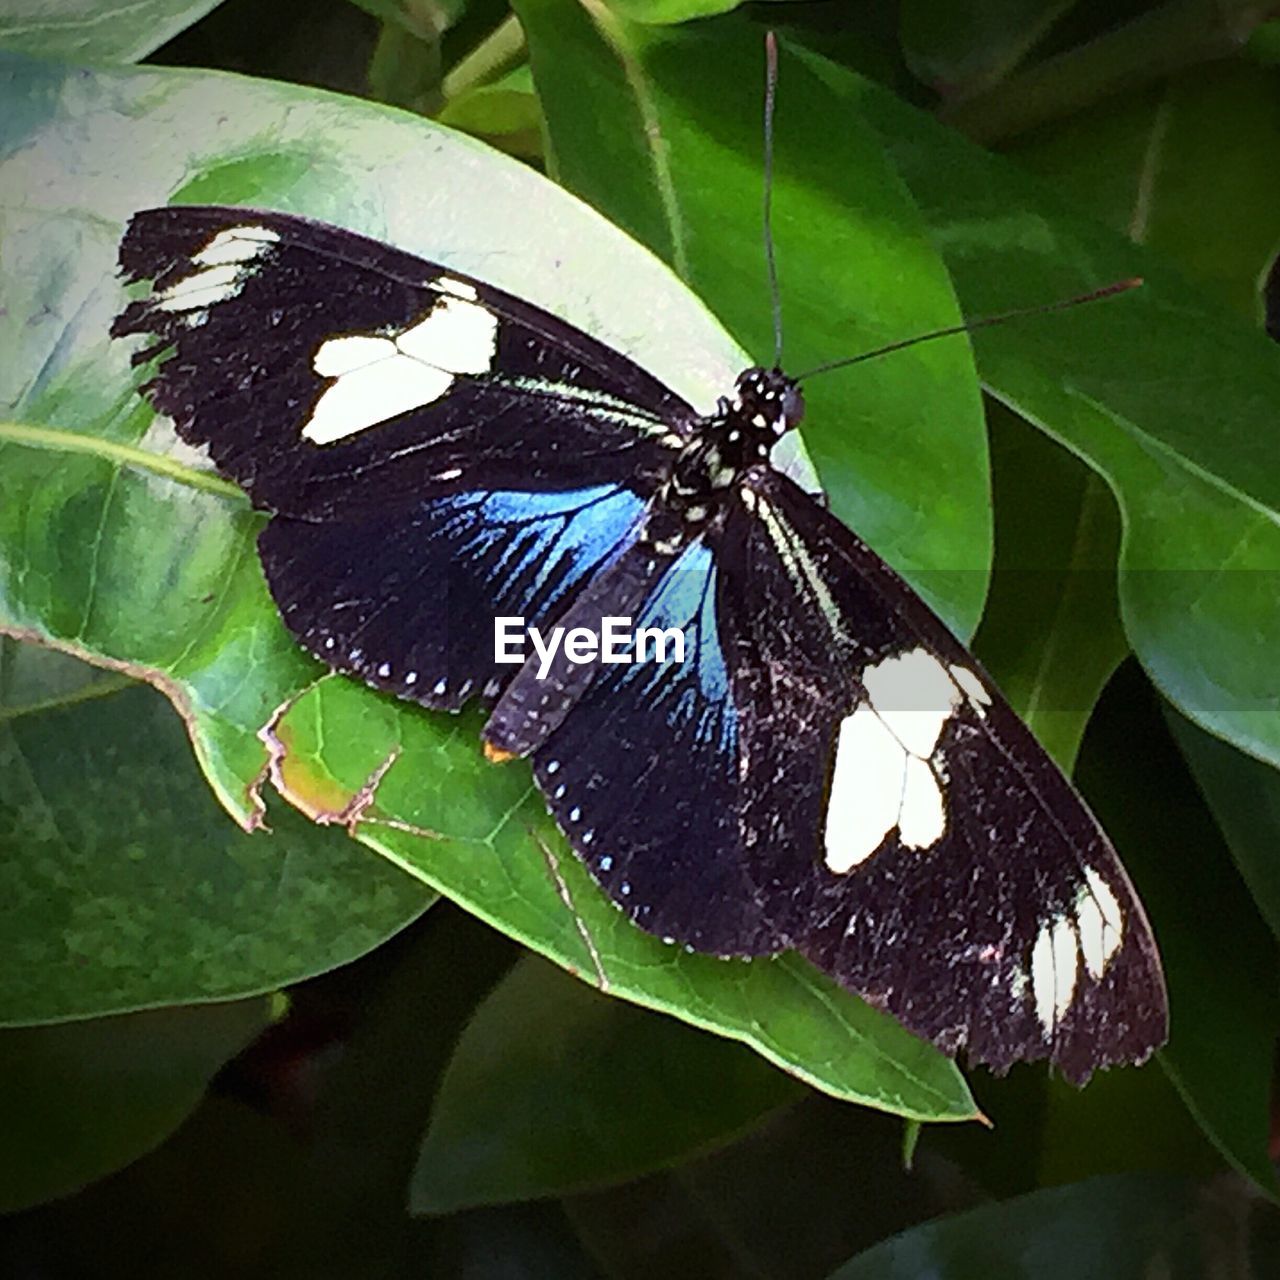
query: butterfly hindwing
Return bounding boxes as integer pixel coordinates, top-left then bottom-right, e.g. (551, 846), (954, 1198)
(514, 536), (781, 956)
(722, 469), (1167, 1082)
(258, 483), (647, 708)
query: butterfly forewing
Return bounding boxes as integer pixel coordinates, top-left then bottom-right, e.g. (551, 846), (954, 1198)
(113, 206), (689, 519)
(113, 207), (685, 706)
(723, 469), (1167, 1081)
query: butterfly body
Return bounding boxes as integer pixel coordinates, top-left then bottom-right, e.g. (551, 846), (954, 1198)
(112, 205), (1168, 1083)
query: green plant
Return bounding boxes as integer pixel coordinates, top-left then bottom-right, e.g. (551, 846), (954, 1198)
(2, 0), (1278, 1273)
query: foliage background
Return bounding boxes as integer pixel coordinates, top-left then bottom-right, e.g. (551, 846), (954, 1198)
(2, 0), (1279, 1274)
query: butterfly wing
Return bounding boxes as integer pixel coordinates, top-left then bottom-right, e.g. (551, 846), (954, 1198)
(517, 536), (781, 956)
(113, 206), (689, 707)
(720, 468), (1167, 1082)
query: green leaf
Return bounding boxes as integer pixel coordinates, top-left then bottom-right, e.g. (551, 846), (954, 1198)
(0, 644), (429, 1022)
(411, 956), (802, 1212)
(436, 63), (542, 160)
(827, 1174), (1216, 1279)
(517, 1), (993, 636)
(0, 0), (225, 63)
(1170, 711), (1280, 942)
(973, 405), (1127, 770)
(986, 59), (1280, 774)
(0, 51), (973, 1119)
(267, 678), (976, 1120)
(0, 996), (275, 1212)
(0, 41), (749, 829)
(836, 51), (1280, 770)
(601, 0), (745, 25)
(900, 0), (1078, 98)
(1013, 61), (1280, 323)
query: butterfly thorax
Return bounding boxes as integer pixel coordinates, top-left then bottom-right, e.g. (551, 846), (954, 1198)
(645, 367), (805, 553)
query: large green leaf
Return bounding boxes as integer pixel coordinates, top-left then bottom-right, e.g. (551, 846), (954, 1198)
(1014, 61), (1280, 324)
(516, 5), (1280, 773)
(0, 51), (974, 1119)
(1007, 59), (1280, 936)
(967, 60), (1280, 762)
(834, 50), (1280, 770)
(0, 0), (224, 63)
(411, 956), (801, 1212)
(0, 643), (429, 1022)
(0, 996), (275, 1212)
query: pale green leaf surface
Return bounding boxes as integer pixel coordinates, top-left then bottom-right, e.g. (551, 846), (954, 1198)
(0, 0), (224, 64)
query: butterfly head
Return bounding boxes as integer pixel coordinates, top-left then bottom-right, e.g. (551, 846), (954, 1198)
(733, 366), (805, 440)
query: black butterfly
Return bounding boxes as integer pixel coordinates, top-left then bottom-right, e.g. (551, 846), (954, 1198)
(112, 205), (1168, 1083)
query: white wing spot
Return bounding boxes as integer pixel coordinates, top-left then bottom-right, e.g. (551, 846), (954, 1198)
(154, 262), (246, 312)
(302, 295), (498, 445)
(192, 225), (280, 267)
(949, 663), (992, 714)
(864, 648), (959, 758)
(824, 647), (964, 871)
(1077, 867), (1125, 978)
(313, 334), (398, 377)
(1031, 914), (1081, 1033)
(435, 276), (478, 300)
(898, 755), (946, 848)
(824, 705), (906, 872)
(155, 227), (279, 313)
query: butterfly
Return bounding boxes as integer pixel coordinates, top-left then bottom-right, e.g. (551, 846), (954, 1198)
(111, 203), (1168, 1084)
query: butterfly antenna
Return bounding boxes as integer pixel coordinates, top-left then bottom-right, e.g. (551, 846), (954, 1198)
(763, 31), (784, 369)
(794, 277), (1143, 382)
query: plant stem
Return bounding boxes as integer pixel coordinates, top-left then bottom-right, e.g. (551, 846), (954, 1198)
(441, 14), (527, 103)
